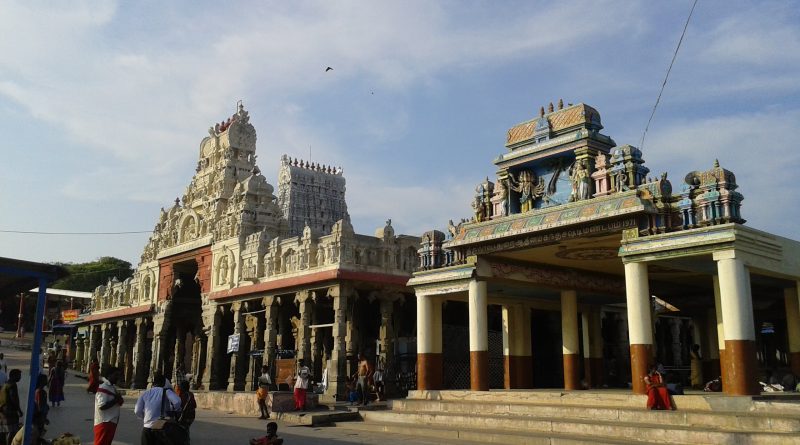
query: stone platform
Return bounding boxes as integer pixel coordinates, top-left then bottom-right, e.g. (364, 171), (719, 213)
(333, 389), (800, 444)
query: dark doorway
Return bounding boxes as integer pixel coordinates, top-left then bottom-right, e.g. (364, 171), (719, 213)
(531, 309), (563, 388)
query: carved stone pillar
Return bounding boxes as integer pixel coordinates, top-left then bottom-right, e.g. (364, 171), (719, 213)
(228, 302), (246, 391)
(326, 286), (349, 399)
(191, 333), (203, 390)
(98, 324), (111, 368)
(173, 325), (186, 383)
(133, 318), (149, 389)
(245, 309), (262, 390)
(379, 299), (394, 362)
(295, 291), (312, 365)
(109, 338), (118, 369)
(74, 337), (85, 371)
(116, 321), (129, 384)
(262, 296), (278, 373)
(201, 304), (223, 390)
(88, 325), (102, 372)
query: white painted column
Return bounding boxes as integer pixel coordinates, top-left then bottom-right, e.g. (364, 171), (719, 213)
(468, 280), (488, 391)
(784, 286), (800, 375)
(561, 290), (580, 390)
(715, 254), (758, 395)
(417, 294), (442, 390)
(624, 261), (652, 394)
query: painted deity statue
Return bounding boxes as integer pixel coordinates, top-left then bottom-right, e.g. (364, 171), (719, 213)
(569, 160), (591, 202)
(509, 170), (544, 213)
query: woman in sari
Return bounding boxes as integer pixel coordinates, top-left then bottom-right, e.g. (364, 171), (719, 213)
(48, 361), (66, 407)
(645, 364), (673, 410)
(87, 358), (100, 394)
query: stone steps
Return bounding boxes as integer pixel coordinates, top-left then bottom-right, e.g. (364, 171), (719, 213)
(358, 409), (800, 445)
(339, 391), (800, 445)
(389, 398), (800, 432)
(334, 419), (679, 445)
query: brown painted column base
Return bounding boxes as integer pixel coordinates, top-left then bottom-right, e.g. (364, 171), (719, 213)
(470, 350), (489, 391)
(630, 344), (652, 394)
(719, 349), (729, 392)
(790, 352), (800, 377)
(584, 357), (604, 388)
(505, 355), (533, 389)
(563, 353), (581, 390)
(417, 353), (443, 390)
(724, 340), (760, 395)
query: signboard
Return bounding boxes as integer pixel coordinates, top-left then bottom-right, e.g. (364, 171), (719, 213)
(275, 358), (295, 388)
(61, 310), (79, 322)
(227, 334), (240, 354)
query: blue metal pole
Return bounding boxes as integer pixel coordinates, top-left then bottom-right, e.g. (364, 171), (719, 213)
(22, 278), (48, 445)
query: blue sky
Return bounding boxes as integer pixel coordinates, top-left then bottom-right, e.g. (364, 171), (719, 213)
(1, 0), (799, 266)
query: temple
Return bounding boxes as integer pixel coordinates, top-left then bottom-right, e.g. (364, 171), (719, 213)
(71, 100), (800, 403)
(412, 100), (800, 396)
(75, 104), (420, 398)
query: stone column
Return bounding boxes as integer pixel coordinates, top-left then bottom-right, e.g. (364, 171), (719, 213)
(701, 308), (721, 383)
(228, 302), (245, 391)
(295, 291), (312, 365)
(379, 298), (395, 369)
(624, 261), (653, 395)
(116, 321), (129, 384)
(109, 337), (118, 370)
(87, 325), (100, 372)
(785, 286), (800, 376)
(326, 287), (348, 398)
(99, 324), (112, 368)
(173, 325), (186, 383)
(201, 304), (222, 390)
(262, 297), (278, 374)
(715, 254), (759, 395)
(416, 294), (442, 390)
(561, 290), (580, 390)
(245, 311), (262, 390)
(502, 304), (531, 389)
(74, 337), (85, 371)
(582, 310), (604, 388)
(468, 280), (489, 391)
(133, 318), (149, 389)
(712, 275), (728, 388)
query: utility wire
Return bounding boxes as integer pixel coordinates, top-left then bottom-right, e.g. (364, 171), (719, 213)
(0, 229), (152, 235)
(639, 0), (698, 151)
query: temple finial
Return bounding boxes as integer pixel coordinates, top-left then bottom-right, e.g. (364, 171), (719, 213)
(558, 99), (564, 110)
(548, 102), (554, 113)
(714, 159), (720, 168)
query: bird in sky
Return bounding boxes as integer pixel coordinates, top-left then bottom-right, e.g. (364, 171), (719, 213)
(325, 66), (333, 72)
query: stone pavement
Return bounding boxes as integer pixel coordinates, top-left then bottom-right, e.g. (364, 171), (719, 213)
(1, 349), (451, 445)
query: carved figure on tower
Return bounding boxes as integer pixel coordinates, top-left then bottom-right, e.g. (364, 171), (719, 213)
(569, 159), (591, 202)
(509, 170), (544, 212)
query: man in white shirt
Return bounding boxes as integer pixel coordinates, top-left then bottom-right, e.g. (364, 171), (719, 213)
(134, 373), (181, 445)
(94, 366), (123, 445)
(293, 362), (311, 411)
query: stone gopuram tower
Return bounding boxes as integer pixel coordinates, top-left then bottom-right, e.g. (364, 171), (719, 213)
(277, 155), (348, 237)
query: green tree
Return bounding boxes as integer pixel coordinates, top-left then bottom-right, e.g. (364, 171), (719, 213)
(51, 256), (134, 292)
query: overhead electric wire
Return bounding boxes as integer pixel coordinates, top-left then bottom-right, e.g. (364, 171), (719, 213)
(639, 0), (698, 151)
(0, 229), (152, 235)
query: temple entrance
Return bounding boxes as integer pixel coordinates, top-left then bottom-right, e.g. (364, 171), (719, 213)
(164, 259), (203, 385)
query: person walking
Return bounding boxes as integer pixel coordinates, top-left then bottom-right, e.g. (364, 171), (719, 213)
(0, 353), (8, 374)
(48, 361), (66, 407)
(0, 369), (23, 444)
(175, 380), (196, 435)
(94, 366), (123, 445)
(256, 365), (272, 419)
(134, 372), (181, 445)
(293, 362), (311, 411)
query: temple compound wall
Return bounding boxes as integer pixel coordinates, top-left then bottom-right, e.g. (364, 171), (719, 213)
(75, 105), (420, 399)
(412, 100), (800, 396)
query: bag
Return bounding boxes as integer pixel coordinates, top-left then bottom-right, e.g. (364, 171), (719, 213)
(150, 388), (189, 445)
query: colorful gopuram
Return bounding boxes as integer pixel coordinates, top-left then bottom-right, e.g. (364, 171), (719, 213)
(411, 100), (800, 396)
(75, 104), (420, 399)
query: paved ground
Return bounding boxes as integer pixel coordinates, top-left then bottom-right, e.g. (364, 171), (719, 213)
(1, 348), (448, 445)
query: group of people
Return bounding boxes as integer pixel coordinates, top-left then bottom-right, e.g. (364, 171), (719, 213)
(346, 354), (385, 406)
